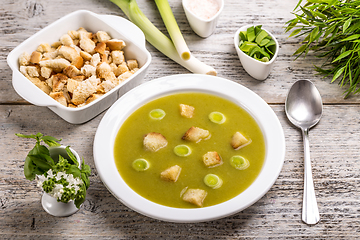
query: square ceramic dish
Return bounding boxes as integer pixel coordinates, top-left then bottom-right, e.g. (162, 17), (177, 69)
(93, 74), (286, 223)
(7, 10), (151, 124)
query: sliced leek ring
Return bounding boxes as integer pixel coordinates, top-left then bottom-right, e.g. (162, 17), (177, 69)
(132, 158), (150, 171)
(209, 111), (226, 124)
(204, 174), (223, 189)
(230, 155), (250, 170)
(149, 109), (166, 120)
(174, 145), (192, 157)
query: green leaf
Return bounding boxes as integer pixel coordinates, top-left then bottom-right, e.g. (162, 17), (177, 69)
(341, 34), (360, 42)
(332, 50), (352, 63)
(294, 44), (308, 55)
(288, 28), (302, 38)
(15, 133), (38, 139)
(24, 156), (37, 180)
(309, 27), (320, 43)
(332, 66), (345, 82)
(67, 165), (81, 178)
(247, 26), (256, 42)
(343, 18), (352, 33)
(27, 154), (52, 172)
(65, 146), (78, 166)
(255, 30), (268, 45)
(239, 31), (247, 41)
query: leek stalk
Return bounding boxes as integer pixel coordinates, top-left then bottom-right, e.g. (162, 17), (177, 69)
(154, 0), (190, 60)
(110, 0), (217, 75)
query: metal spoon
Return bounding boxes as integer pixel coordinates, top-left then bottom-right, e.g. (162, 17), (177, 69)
(285, 80), (322, 225)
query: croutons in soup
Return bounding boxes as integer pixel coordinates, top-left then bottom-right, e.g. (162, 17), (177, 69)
(114, 92), (265, 208)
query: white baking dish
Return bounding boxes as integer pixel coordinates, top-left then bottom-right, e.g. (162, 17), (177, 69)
(7, 10), (151, 124)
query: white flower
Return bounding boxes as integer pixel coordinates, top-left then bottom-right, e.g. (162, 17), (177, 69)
(51, 184), (64, 199)
(55, 171), (65, 181)
(47, 169), (54, 178)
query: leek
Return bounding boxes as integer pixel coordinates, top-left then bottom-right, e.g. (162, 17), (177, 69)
(154, 0), (190, 60)
(110, 0), (217, 76)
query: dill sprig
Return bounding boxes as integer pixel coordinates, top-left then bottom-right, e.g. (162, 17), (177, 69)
(285, 0), (360, 98)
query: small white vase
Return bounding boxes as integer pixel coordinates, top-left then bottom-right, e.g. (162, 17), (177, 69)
(41, 192), (79, 217)
(41, 145), (81, 217)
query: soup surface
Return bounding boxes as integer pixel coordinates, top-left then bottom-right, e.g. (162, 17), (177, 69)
(114, 92), (265, 208)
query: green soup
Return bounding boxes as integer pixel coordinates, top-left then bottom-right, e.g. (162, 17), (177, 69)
(114, 92), (265, 208)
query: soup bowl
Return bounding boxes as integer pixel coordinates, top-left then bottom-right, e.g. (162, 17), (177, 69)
(93, 74), (285, 223)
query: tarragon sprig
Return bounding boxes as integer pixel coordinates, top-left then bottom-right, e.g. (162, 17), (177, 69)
(285, 0), (360, 98)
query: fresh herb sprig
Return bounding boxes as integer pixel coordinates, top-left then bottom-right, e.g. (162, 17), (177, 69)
(285, 0), (360, 98)
(16, 133), (91, 208)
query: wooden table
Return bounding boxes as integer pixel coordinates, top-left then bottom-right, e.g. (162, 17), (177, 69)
(1, 0), (359, 238)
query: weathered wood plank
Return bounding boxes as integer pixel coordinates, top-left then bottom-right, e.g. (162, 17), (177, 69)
(1, 105), (359, 238)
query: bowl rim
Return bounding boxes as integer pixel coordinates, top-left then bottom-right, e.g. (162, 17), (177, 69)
(93, 74), (285, 223)
(234, 24), (279, 66)
(6, 10), (151, 112)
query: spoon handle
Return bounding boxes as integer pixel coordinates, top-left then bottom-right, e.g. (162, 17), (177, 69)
(302, 128), (320, 225)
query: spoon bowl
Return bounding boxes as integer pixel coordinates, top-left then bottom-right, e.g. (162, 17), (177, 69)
(285, 80), (322, 225)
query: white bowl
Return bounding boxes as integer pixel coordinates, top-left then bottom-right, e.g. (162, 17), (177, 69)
(234, 25), (279, 81)
(7, 10), (151, 124)
(93, 74), (285, 223)
(182, 0), (224, 38)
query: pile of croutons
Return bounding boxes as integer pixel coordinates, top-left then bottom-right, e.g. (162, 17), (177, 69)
(18, 27), (139, 107)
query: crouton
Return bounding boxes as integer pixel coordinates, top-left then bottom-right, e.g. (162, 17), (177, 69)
(20, 66), (39, 78)
(67, 79), (80, 93)
(50, 73), (68, 92)
(94, 42), (106, 54)
(41, 67), (52, 79)
(58, 46), (79, 62)
(51, 41), (62, 48)
(63, 65), (82, 78)
(80, 37), (95, 53)
(43, 49), (58, 60)
(72, 75), (86, 81)
(60, 34), (74, 46)
(180, 104), (195, 118)
(231, 132), (252, 150)
(27, 77), (51, 94)
(98, 79), (116, 93)
(72, 80), (97, 105)
(80, 51), (92, 61)
(202, 151), (222, 168)
(97, 62), (111, 78)
(114, 62), (129, 77)
(118, 71), (133, 82)
(86, 93), (104, 105)
(182, 189), (207, 207)
(68, 30), (80, 39)
(36, 43), (51, 53)
(90, 53), (101, 67)
(96, 31), (111, 42)
(39, 59), (71, 70)
(160, 165), (182, 182)
(106, 39), (126, 51)
(143, 132), (168, 152)
(81, 64), (96, 77)
(30, 51), (42, 64)
(50, 91), (67, 106)
(131, 68), (139, 74)
(111, 50), (124, 65)
(127, 59), (138, 70)
(19, 52), (30, 66)
(71, 56), (84, 69)
(182, 127), (210, 143)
